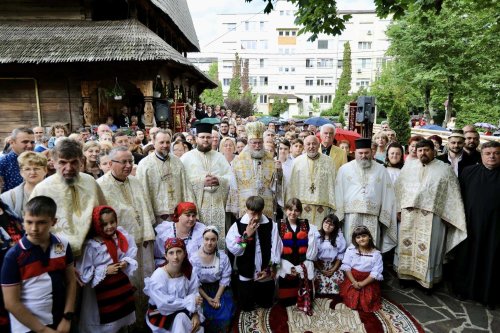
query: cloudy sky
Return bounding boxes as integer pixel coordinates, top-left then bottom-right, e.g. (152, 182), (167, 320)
(186, 0), (376, 50)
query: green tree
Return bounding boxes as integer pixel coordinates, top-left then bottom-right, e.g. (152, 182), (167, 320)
(269, 96), (289, 117)
(200, 62), (224, 106)
(309, 99), (321, 115)
(331, 42), (351, 116)
(228, 53), (241, 100)
(388, 101), (411, 145)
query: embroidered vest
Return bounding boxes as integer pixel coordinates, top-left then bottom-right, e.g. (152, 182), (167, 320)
(236, 217), (273, 279)
(279, 219), (310, 265)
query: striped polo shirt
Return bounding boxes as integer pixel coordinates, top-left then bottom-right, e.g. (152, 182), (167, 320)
(1, 234), (73, 333)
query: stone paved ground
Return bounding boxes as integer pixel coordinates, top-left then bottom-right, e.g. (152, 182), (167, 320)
(381, 269), (499, 333)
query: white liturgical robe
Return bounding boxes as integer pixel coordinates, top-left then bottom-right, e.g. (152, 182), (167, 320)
(335, 160), (397, 253)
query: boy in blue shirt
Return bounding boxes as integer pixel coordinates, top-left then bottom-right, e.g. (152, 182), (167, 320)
(1, 196), (76, 333)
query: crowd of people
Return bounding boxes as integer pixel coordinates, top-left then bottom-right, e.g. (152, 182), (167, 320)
(0, 104), (498, 333)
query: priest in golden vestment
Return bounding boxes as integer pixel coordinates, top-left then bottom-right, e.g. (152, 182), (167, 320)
(180, 123), (233, 248)
(97, 147), (155, 330)
(395, 139), (466, 289)
(228, 121), (282, 219)
(335, 138), (397, 253)
(30, 139), (106, 256)
(287, 135), (336, 227)
(136, 130), (194, 223)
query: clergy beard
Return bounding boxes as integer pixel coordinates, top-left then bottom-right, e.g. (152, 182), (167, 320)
(197, 145), (211, 153)
(356, 159), (372, 169)
(249, 148), (266, 159)
(63, 175), (78, 186)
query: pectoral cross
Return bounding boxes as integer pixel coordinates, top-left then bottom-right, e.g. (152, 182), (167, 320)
(309, 183), (316, 194)
(167, 185), (175, 201)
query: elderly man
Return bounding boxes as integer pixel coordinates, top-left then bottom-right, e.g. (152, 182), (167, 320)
(462, 127), (481, 164)
(236, 125), (246, 138)
(395, 139), (467, 290)
(32, 126), (45, 146)
(113, 130), (144, 164)
(0, 128), (35, 192)
(452, 141), (499, 308)
(380, 121), (390, 132)
(136, 130), (193, 223)
(319, 124), (347, 173)
(437, 130), (476, 176)
(385, 130), (397, 144)
(228, 121), (282, 218)
(96, 123), (112, 139)
(30, 139), (106, 255)
(335, 138), (397, 252)
(97, 146), (155, 328)
(180, 123), (233, 247)
(287, 135), (336, 227)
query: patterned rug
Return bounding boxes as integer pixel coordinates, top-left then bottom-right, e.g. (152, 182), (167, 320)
(237, 297), (424, 333)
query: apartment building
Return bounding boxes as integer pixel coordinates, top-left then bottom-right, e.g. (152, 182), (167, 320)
(190, 0), (391, 116)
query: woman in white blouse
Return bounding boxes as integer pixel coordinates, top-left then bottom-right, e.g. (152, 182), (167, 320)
(190, 226), (235, 333)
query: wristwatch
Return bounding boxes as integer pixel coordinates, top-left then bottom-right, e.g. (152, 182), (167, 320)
(63, 312), (75, 321)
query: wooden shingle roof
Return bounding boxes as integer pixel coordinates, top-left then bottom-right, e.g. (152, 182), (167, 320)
(150, 0), (200, 51)
(0, 19), (193, 65)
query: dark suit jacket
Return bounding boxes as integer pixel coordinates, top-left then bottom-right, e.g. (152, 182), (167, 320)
(437, 151), (477, 176)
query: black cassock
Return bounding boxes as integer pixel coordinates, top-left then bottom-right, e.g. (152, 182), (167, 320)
(452, 164), (500, 306)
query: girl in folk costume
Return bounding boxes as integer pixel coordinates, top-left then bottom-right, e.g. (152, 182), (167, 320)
(77, 206), (137, 333)
(314, 214), (346, 295)
(154, 202), (205, 267)
(144, 237), (204, 333)
(190, 226), (235, 332)
(277, 198), (318, 313)
(340, 226), (383, 312)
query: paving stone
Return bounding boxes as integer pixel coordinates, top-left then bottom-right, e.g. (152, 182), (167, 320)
(435, 307), (455, 319)
(464, 303), (488, 329)
(411, 288), (442, 307)
(491, 316), (500, 332)
(434, 293), (465, 314)
(402, 304), (444, 323)
(382, 290), (422, 305)
(424, 318), (466, 333)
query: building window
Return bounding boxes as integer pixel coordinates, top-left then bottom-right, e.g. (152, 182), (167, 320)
(259, 40), (268, 49)
(259, 76), (268, 86)
(337, 60), (343, 69)
(318, 40), (328, 49)
(241, 40), (257, 49)
(356, 79), (370, 87)
(280, 10), (284, 16)
(278, 85), (283, 90)
(305, 79), (314, 86)
(284, 85), (288, 90)
(223, 23), (236, 32)
(284, 67), (289, 72)
(223, 78), (231, 86)
(279, 30), (284, 36)
(260, 21), (266, 31)
(316, 77), (333, 86)
(309, 95), (313, 103)
(249, 76), (258, 86)
(306, 58), (314, 68)
(292, 31), (297, 36)
(291, 85), (295, 90)
(360, 58), (372, 69)
(259, 94), (268, 103)
(317, 58), (333, 68)
(222, 60), (233, 69)
(291, 67), (295, 72)
(260, 58), (265, 68)
(318, 95), (332, 103)
(358, 41), (372, 50)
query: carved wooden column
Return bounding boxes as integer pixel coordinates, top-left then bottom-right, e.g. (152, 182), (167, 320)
(81, 81), (97, 126)
(132, 80), (154, 128)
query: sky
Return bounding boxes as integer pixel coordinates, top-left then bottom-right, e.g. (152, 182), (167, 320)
(186, 0), (376, 50)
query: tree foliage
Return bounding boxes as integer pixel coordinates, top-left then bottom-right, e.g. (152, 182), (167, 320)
(244, 0), (460, 41)
(269, 96), (289, 117)
(388, 100), (412, 145)
(383, 0), (499, 126)
(200, 62), (224, 106)
(224, 93), (256, 118)
(228, 53), (242, 100)
(331, 42), (351, 116)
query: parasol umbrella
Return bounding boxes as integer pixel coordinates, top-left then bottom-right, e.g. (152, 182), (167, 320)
(304, 117), (332, 127)
(474, 122), (497, 130)
(257, 116), (281, 125)
(335, 128), (361, 150)
(193, 117), (220, 125)
(421, 124), (449, 131)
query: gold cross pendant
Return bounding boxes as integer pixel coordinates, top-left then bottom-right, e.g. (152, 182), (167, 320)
(309, 183), (316, 194)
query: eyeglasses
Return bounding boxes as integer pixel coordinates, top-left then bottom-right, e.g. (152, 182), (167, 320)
(111, 159), (134, 165)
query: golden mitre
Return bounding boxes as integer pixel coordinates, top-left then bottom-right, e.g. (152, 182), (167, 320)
(245, 121), (266, 140)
